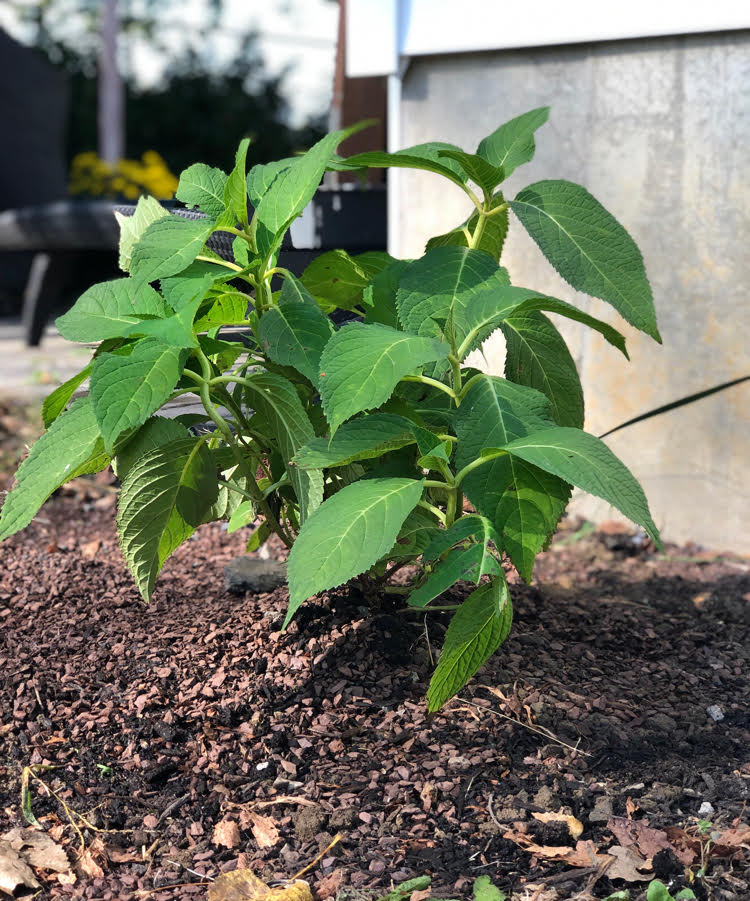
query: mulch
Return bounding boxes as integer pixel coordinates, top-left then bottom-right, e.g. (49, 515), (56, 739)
(0, 465), (749, 900)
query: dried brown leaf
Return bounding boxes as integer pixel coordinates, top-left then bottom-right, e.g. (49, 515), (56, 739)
(315, 868), (343, 900)
(606, 844), (652, 881)
(208, 868), (270, 901)
(0, 838), (41, 895)
(1, 827), (70, 873)
(533, 811), (584, 840)
(247, 812), (280, 849)
(213, 819), (241, 850)
(607, 816), (679, 862)
(267, 881), (313, 901)
(79, 845), (105, 879)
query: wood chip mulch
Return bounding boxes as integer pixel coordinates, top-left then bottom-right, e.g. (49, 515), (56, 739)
(0, 477), (748, 900)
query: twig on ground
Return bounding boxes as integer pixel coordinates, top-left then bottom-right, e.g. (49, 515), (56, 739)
(165, 859), (214, 880)
(156, 792), (191, 825)
(487, 792), (503, 830)
(289, 833), (342, 882)
(449, 696), (593, 758)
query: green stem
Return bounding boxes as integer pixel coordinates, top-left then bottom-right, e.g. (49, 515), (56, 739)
(217, 478), (257, 503)
(418, 499), (447, 525)
(400, 374), (456, 400)
(194, 350), (293, 548)
(453, 450), (508, 487)
(448, 355), (463, 400)
(397, 603), (461, 613)
(457, 371), (485, 401)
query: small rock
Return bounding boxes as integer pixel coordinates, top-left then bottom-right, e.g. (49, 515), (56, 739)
(329, 808), (359, 830)
(647, 713), (678, 733)
(294, 807), (327, 842)
(698, 801), (715, 817)
(533, 786), (559, 810)
(224, 557), (287, 594)
(706, 705), (724, 722)
(588, 796), (613, 824)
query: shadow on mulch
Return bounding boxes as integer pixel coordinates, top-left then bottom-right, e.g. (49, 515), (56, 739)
(0, 492), (748, 900)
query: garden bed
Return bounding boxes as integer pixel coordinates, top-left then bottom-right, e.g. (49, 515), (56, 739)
(0, 479), (748, 900)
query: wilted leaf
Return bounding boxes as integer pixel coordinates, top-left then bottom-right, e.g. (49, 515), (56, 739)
(1, 827), (70, 873)
(533, 811), (584, 840)
(247, 812), (279, 849)
(79, 841), (105, 879)
(0, 838), (40, 895)
(607, 817), (690, 865)
(208, 868), (270, 901)
(212, 819), (241, 850)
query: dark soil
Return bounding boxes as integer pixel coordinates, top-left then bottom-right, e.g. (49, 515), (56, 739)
(1, 476), (749, 900)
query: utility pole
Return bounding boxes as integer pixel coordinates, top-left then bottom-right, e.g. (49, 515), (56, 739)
(98, 0), (124, 163)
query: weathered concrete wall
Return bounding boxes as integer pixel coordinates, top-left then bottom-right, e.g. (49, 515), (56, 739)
(398, 31), (750, 553)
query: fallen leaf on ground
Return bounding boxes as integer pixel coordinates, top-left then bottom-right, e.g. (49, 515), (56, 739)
(533, 811), (584, 840)
(208, 871), (312, 901)
(212, 819), (241, 850)
(607, 817), (687, 863)
(79, 845), (105, 879)
(105, 844), (142, 864)
(81, 539), (101, 559)
(410, 889), (433, 901)
(246, 811), (279, 849)
(1, 827), (70, 872)
(504, 828), (652, 882)
(606, 844), (652, 881)
(703, 823), (750, 856)
(0, 838), (41, 895)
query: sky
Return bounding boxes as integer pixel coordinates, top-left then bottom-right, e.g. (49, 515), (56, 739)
(0, 0), (340, 126)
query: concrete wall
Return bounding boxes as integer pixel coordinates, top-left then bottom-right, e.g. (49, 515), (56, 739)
(398, 30), (750, 553)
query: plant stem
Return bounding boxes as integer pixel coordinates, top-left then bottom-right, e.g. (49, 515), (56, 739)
(417, 499), (447, 525)
(453, 450), (508, 487)
(400, 374), (456, 400)
(194, 350), (293, 547)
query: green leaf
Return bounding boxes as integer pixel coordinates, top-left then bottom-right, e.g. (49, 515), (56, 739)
(117, 437), (218, 600)
(396, 247), (509, 349)
(227, 499), (256, 534)
(426, 574), (513, 712)
(455, 285), (628, 361)
(495, 458), (570, 582)
(246, 519), (272, 553)
(114, 195), (169, 273)
(222, 137), (250, 228)
(41, 364), (92, 427)
(384, 508), (441, 561)
(243, 372), (323, 523)
(176, 163), (227, 218)
(319, 322), (449, 433)
(286, 477), (424, 625)
(503, 427), (661, 545)
(362, 259), (410, 329)
(199, 334), (244, 370)
(55, 279), (170, 342)
(408, 543), (501, 608)
(473, 875), (507, 901)
(294, 413), (414, 469)
(503, 311), (584, 429)
(112, 415), (188, 482)
(254, 123), (371, 257)
(257, 275), (333, 386)
(161, 261), (230, 311)
(423, 514), (501, 562)
(455, 376), (561, 563)
(131, 215), (215, 286)
(426, 193), (509, 262)
(123, 294), (203, 348)
(246, 157), (295, 207)
(194, 289), (250, 332)
(0, 398), (108, 541)
(509, 180), (660, 340)
(91, 338), (187, 451)
(344, 143), (468, 190)
(438, 149), (504, 194)
(477, 106), (550, 177)
(300, 249), (394, 311)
